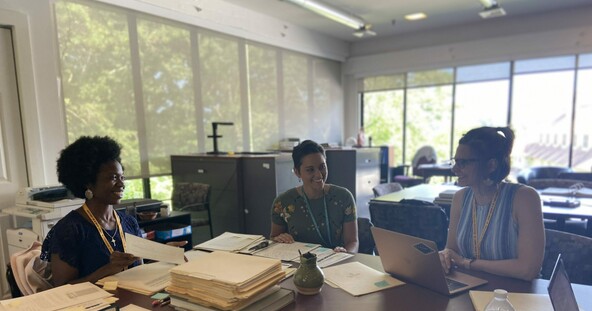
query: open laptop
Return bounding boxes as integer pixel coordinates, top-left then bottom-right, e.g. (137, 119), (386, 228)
(371, 227), (487, 295)
(548, 254), (579, 311)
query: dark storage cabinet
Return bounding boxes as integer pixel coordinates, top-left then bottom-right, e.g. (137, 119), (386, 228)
(170, 155), (243, 238)
(171, 153), (299, 238)
(325, 148), (381, 219)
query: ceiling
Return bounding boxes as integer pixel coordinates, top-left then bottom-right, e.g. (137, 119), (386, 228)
(220, 0), (592, 42)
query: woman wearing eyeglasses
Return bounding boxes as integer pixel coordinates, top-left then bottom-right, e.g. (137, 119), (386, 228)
(439, 126), (544, 281)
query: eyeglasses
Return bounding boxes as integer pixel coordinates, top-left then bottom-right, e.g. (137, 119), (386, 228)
(450, 158), (481, 169)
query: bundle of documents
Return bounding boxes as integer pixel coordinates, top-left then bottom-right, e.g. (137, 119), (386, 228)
(252, 241), (320, 261)
(169, 286), (294, 311)
(433, 189), (458, 206)
(97, 261), (176, 295)
(293, 246), (353, 268)
(0, 282), (116, 311)
(166, 251), (287, 310)
(193, 232), (266, 253)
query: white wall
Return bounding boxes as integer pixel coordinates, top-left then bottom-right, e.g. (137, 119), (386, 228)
(0, 0), (65, 186)
(342, 6), (592, 142)
(0, 0), (349, 187)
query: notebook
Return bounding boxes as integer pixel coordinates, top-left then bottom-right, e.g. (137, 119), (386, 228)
(548, 254), (579, 311)
(371, 227), (487, 295)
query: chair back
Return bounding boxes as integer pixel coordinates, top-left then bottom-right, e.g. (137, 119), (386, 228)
(558, 172), (592, 182)
(542, 229), (592, 285)
(369, 199), (449, 250)
(411, 145), (437, 171)
(372, 182), (403, 197)
(9, 241), (52, 296)
(171, 182), (213, 237)
(172, 182), (210, 211)
(357, 217), (375, 255)
(516, 166), (573, 185)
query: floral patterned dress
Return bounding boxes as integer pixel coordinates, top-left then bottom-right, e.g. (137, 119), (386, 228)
(271, 185), (356, 249)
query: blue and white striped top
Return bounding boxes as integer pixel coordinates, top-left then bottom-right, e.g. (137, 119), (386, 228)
(456, 182), (521, 260)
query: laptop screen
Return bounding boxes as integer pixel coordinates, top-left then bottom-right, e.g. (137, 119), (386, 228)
(547, 254), (579, 311)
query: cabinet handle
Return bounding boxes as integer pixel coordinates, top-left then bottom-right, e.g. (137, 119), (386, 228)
(244, 209), (249, 214)
(197, 169), (206, 174)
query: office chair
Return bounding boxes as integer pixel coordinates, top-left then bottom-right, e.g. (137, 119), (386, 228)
(541, 229), (592, 285)
(392, 145), (437, 188)
(357, 217), (375, 255)
(369, 199), (449, 250)
(558, 172), (592, 182)
(171, 182), (213, 239)
(516, 166), (573, 185)
(9, 241), (52, 296)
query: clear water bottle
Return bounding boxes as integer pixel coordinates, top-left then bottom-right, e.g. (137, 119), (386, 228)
(485, 289), (515, 311)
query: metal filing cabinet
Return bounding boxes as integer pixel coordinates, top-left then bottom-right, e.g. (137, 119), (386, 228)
(171, 155), (243, 237)
(171, 153), (299, 238)
(325, 148), (380, 219)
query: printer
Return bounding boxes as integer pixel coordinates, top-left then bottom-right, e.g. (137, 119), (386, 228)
(2, 186), (84, 239)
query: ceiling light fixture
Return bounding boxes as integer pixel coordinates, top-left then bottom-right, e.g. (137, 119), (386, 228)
(404, 12), (427, 21)
(282, 0), (376, 37)
(478, 0), (506, 19)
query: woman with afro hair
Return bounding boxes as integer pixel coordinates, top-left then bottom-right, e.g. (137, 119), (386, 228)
(41, 136), (142, 286)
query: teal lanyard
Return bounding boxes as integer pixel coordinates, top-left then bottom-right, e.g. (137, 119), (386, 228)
(302, 188), (332, 247)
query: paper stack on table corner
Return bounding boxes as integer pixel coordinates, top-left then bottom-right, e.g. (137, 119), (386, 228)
(0, 282), (115, 311)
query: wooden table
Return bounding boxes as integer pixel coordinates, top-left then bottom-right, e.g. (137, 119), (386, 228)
(113, 253), (592, 311)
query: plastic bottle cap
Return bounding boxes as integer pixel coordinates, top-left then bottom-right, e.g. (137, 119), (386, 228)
(493, 289), (508, 298)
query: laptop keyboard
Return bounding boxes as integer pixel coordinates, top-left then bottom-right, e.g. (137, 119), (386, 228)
(446, 278), (468, 291)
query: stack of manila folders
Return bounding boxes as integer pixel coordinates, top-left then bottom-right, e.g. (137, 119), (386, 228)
(167, 251), (294, 311)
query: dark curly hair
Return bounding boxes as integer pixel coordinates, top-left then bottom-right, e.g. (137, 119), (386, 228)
(292, 140), (326, 172)
(57, 136), (122, 199)
(459, 126), (515, 183)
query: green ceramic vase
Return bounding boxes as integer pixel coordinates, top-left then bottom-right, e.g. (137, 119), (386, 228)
(293, 251), (324, 295)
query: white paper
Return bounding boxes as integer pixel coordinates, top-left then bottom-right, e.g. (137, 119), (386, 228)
(253, 241), (320, 261)
(125, 233), (185, 265)
(292, 247), (353, 268)
(194, 232), (265, 252)
(0, 282), (112, 311)
(120, 304), (152, 311)
(323, 261), (405, 296)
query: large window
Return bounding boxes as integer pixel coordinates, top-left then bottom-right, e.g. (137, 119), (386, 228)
(54, 0), (342, 200)
(361, 54), (592, 175)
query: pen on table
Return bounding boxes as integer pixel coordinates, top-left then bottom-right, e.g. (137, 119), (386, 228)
(84, 303), (102, 309)
(160, 298), (171, 307)
(248, 241), (269, 251)
(152, 297), (170, 306)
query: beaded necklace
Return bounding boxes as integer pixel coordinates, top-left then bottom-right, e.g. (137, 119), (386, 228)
(82, 203), (127, 254)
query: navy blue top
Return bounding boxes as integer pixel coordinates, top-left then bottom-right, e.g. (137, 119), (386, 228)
(41, 209), (142, 279)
